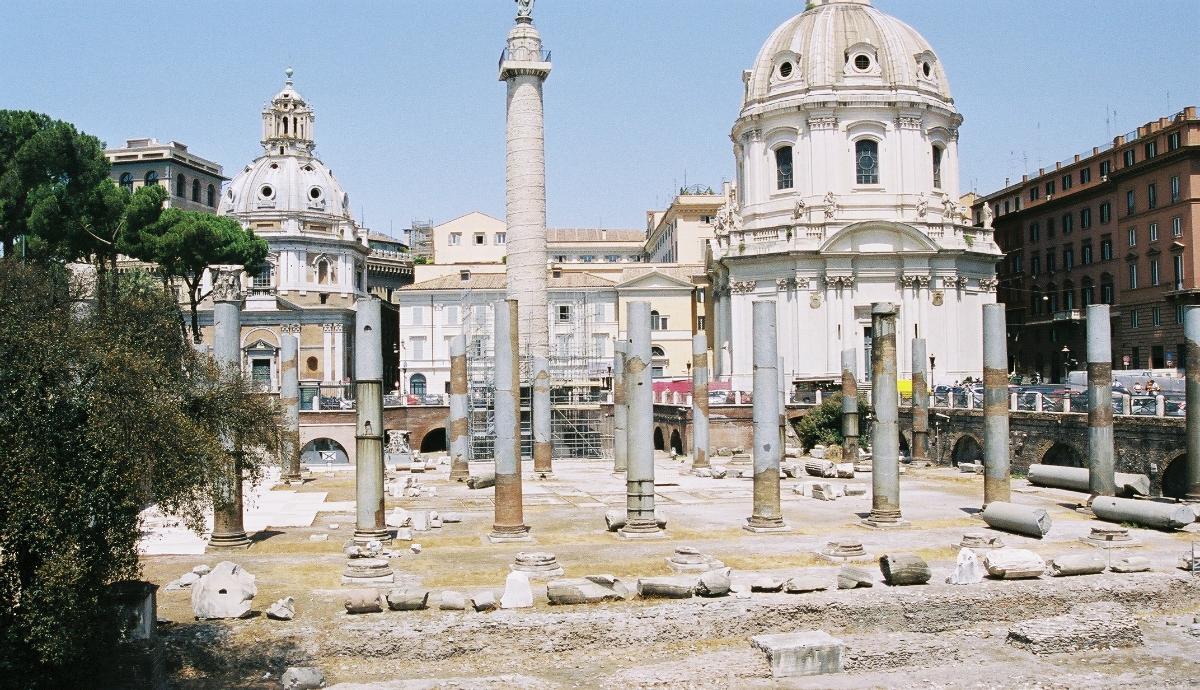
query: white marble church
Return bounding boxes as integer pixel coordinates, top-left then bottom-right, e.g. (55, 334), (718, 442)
(709, 0), (1001, 389)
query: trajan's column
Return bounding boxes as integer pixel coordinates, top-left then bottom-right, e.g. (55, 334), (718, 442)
(500, 0), (553, 474)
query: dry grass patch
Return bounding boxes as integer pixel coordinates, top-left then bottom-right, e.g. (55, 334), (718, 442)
(718, 553), (825, 571)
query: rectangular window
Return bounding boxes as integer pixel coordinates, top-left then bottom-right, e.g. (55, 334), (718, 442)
(474, 233), (485, 245)
(1100, 160), (1112, 178)
(1130, 309), (1140, 328)
(1151, 258), (1160, 286)
(591, 333), (608, 358)
(932, 146), (943, 188)
(580, 255), (595, 263)
(1128, 227), (1137, 246)
(1081, 243), (1093, 265)
(1046, 180), (1056, 195)
(1145, 141), (1158, 159)
(697, 315), (706, 330)
(1014, 253), (1023, 273)
(1082, 283), (1094, 306)
(1030, 185), (1040, 202)
(1047, 217), (1056, 237)
(1029, 222), (1040, 242)
(448, 232), (461, 246)
(1147, 183), (1157, 209)
(1128, 263), (1138, 289)
(410, 336), (426, 361)
(1173, 217), (1183, 237)
(1131, 346), (1141, 368)
(1101, 282), (1114, 304)
(1171, 176), (1181, 203)
(1175, 255), (1185, 289)
(696, 290), (706, 304)
(1080, 167), (1092, 184)
(1153, 306), (1162, 327)
(444, 305), (459, 325)
(1064, 247), (1074, 270)
(557, 304), (571, 322)
(1030, 256), (1041, 275)
(1126, 190), (1136, 215)
(855, 140), (879, 185)
(1101, 238), (1113, 261)
(1080, 207), (1091, 229)
(1123, 149), (1135, 167)
(251, 359), (271, 387)
(1062, 213), (1073, 233)
(1149, 223), (1159, 241)
(605, 254), (620, 262)
(495, 232), (506, 245)
(1169, 131), (1182, 151)
(1100, 202), (1111, 223)
(1004, 200), (1010, 214)
(411, 306), (424, 326)
(776, 146), (794, 190)
(1046, 251), (1056, 273)
(1062, 174), (1072, 190)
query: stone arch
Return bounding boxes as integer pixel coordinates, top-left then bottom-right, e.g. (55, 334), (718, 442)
(950, 434), (982, 466)
(1041, 442), (1084, 468)
(669, 430), (684, 456)
(653, 427), (665, 451)
(300, 437), (349, 465)
(419, 427), (447, 453)
(1162, 452), (1189, 499)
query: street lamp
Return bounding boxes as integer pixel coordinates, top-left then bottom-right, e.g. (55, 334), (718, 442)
(1061, 345), (1071, 382)
(401, 360), (408, 397)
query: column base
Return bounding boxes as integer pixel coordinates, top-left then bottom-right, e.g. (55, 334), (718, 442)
(617, 520), (666, 540)
(341, 557), (394, 586)
(449, 470), (470, 482)
(743, 517), (791, 533)
(207, 532), (252, 550)
(353, 528), (390, 546)
(859, 513), (910, 530)
(488, 526), (532, 543)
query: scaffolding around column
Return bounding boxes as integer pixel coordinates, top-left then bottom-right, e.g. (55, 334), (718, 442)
(463, 289), (613, 462)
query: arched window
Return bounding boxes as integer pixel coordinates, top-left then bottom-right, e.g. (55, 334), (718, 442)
(1062, 281), (1075, 310)
(409, 373), (427, 396)
(317, 259), (330, 285)
(144, 170), (158, 187)
(175, 173), (186, 197)
(775, 145), (794, 190)
(650, 310), (668, 331)
(1030, 287), (1042, 315)
(932, 145), (944, 189)
(207, 184), (216, 207)
(191, 178), (201, 202)
(282, 117), (289, 135)
(855, 140), (879, 185)
(651, 346), (666, 357)
(119, 172), (133, 191)
(1081, 278), (1095, 307)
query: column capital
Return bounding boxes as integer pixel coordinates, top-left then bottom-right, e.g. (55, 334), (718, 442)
(211, 265), (244, 304)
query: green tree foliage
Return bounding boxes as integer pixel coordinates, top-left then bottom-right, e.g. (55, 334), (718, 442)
(0, 262), (282, 688)
(0, 110), (111, 260)
(793, 392), (871, 451)
(127, 209), (268, 342)
(79, 181), (167, 306)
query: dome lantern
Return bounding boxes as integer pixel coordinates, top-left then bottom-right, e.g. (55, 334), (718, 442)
(261, 67), (316, 157)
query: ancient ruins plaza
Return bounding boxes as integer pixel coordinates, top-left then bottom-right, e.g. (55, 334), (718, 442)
(147, 455), (1200, 688)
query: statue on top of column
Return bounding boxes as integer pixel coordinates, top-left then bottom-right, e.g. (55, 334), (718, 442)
(516, 0), (535, 18)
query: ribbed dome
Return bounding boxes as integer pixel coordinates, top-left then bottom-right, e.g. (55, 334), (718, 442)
(220, 154), (350, 219)
(743, 0), (951, 110)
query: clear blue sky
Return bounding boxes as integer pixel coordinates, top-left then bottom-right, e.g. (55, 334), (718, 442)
(2, 1), (1196, 238)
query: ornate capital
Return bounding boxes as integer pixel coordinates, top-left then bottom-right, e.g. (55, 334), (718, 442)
(333, 323), (345, 333)
(944, 273), (968, 290)
(978, 277), (999, 292)
(794, 276), (811, 290)
(807, 116), (838, 131)
(730, 280), (757, 295)
(948, 127), (960, 141)
(211, 265), (244, 304)
(895, 115), (923, 130)
(322, 323), (334, 334)
(915, 275), (931, 289)
(899, 274), (916, 289)
(282, 323), (302, 335)
(825, 274), (855, 289)
(776, 277), (792, 291)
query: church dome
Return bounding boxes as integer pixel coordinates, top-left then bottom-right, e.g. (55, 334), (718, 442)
(220, 154), (351, 219)
(743, 0), (952, 112)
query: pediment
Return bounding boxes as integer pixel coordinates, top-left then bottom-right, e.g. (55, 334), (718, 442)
(819, 221), (939, 255)
(244, 338), (278, 352)
(616, 270), (694, 290)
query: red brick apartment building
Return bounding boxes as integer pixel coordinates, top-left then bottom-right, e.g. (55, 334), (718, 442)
(974, 107), (1200, 382)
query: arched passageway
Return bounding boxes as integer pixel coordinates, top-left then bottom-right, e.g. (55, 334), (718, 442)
(669, 430), (683, 456)
(653, 427), (665, 451)
(951, 435), (982, 466)
(1162, 454), (1189, 498)
(1041, 442), (1084, 468)
(301, 438), (349, 465)
(419, 428), (447, 453)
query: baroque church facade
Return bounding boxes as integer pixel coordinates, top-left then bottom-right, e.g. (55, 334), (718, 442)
(709, 0), (1002, 389)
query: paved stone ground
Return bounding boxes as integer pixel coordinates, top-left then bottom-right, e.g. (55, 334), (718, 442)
(142, 456), (1200, 689)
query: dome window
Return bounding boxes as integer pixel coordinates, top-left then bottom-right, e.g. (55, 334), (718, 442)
(855, 140), (880, 185)
(269, 162), (279, 170)
(259, 184), (274, 199)
(775, 146), (794, 191)
(303, 165), (314, 172)
(779, 61), (793, 78)
(922, 62), (932, 78)
(854, 54), (871, 72)
(309, 187), (323, 201)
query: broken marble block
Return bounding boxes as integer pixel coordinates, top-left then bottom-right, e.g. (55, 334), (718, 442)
(266, 596), (295, 621)
(836, 566), (874, 589)
(843, 483), (867, 496)
(385, 589), (429, 611)
(751, 630), (844, 678)
(636, 576), (697, 599)
(946, 548), (985, 585)
(750, 576), (786, 593)
(695, 568), (732, 598)
(466, 472), (495, 489)
(1048, 552), (1107, 577)
(1110, 556), (1151, 573)
(471, 591), (498, 612)
(805, 459), (837, 478)
(811, 483), (839, 501)
(386, 508), (410, 528)
(1006, 602), (1142, 655)
(784, 573), (831, 594)
(546, 575), (629, 605)
(343, 590), (383, 614)
(834, 463), (855, 479)
(500, 571), (534, 609)
(984, 548), (1046, 580)
(191, 561), (256, 620)
(410, 511), (430, 532)
(439, 591), (467, 611)
(879, 554), (932, 586)
(281, 666), (326, 690)
(192, 564), (211, 576)
(666, 546), (725, 573)
(710, 466), (728, 479)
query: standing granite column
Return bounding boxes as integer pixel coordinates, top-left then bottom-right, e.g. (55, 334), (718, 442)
(532, 355), (553, 476)
(865, 303), (906, 527)
(490, 300), (531, 542)
(448, 334), (470, 482)
(612, 341), (628, 473)
(354, 297), (388, 545)
(279, 329), (303, 484)
(982, 305), (1011, 505)
(1087, 304), (1116, 497)
(841, 348), (859, 464)
(911, 338), (929, 463)
(1185, 306), (1200, 500)
(208, 265), (250, 550)
(745, 301), (789, 532)
(619, 301), (662, 538)
(691, 333), (710, 471)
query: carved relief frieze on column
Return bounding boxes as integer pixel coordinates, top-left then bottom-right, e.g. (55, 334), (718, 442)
(978, 277), (999, 292)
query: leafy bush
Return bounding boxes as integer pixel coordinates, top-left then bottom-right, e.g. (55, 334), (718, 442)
(793, 393), (871, 452)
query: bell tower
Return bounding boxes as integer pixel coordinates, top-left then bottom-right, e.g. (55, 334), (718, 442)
(261, 67), (315, 156)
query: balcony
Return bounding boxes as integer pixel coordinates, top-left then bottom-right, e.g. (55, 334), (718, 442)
(1052, 309), (1084, 322)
